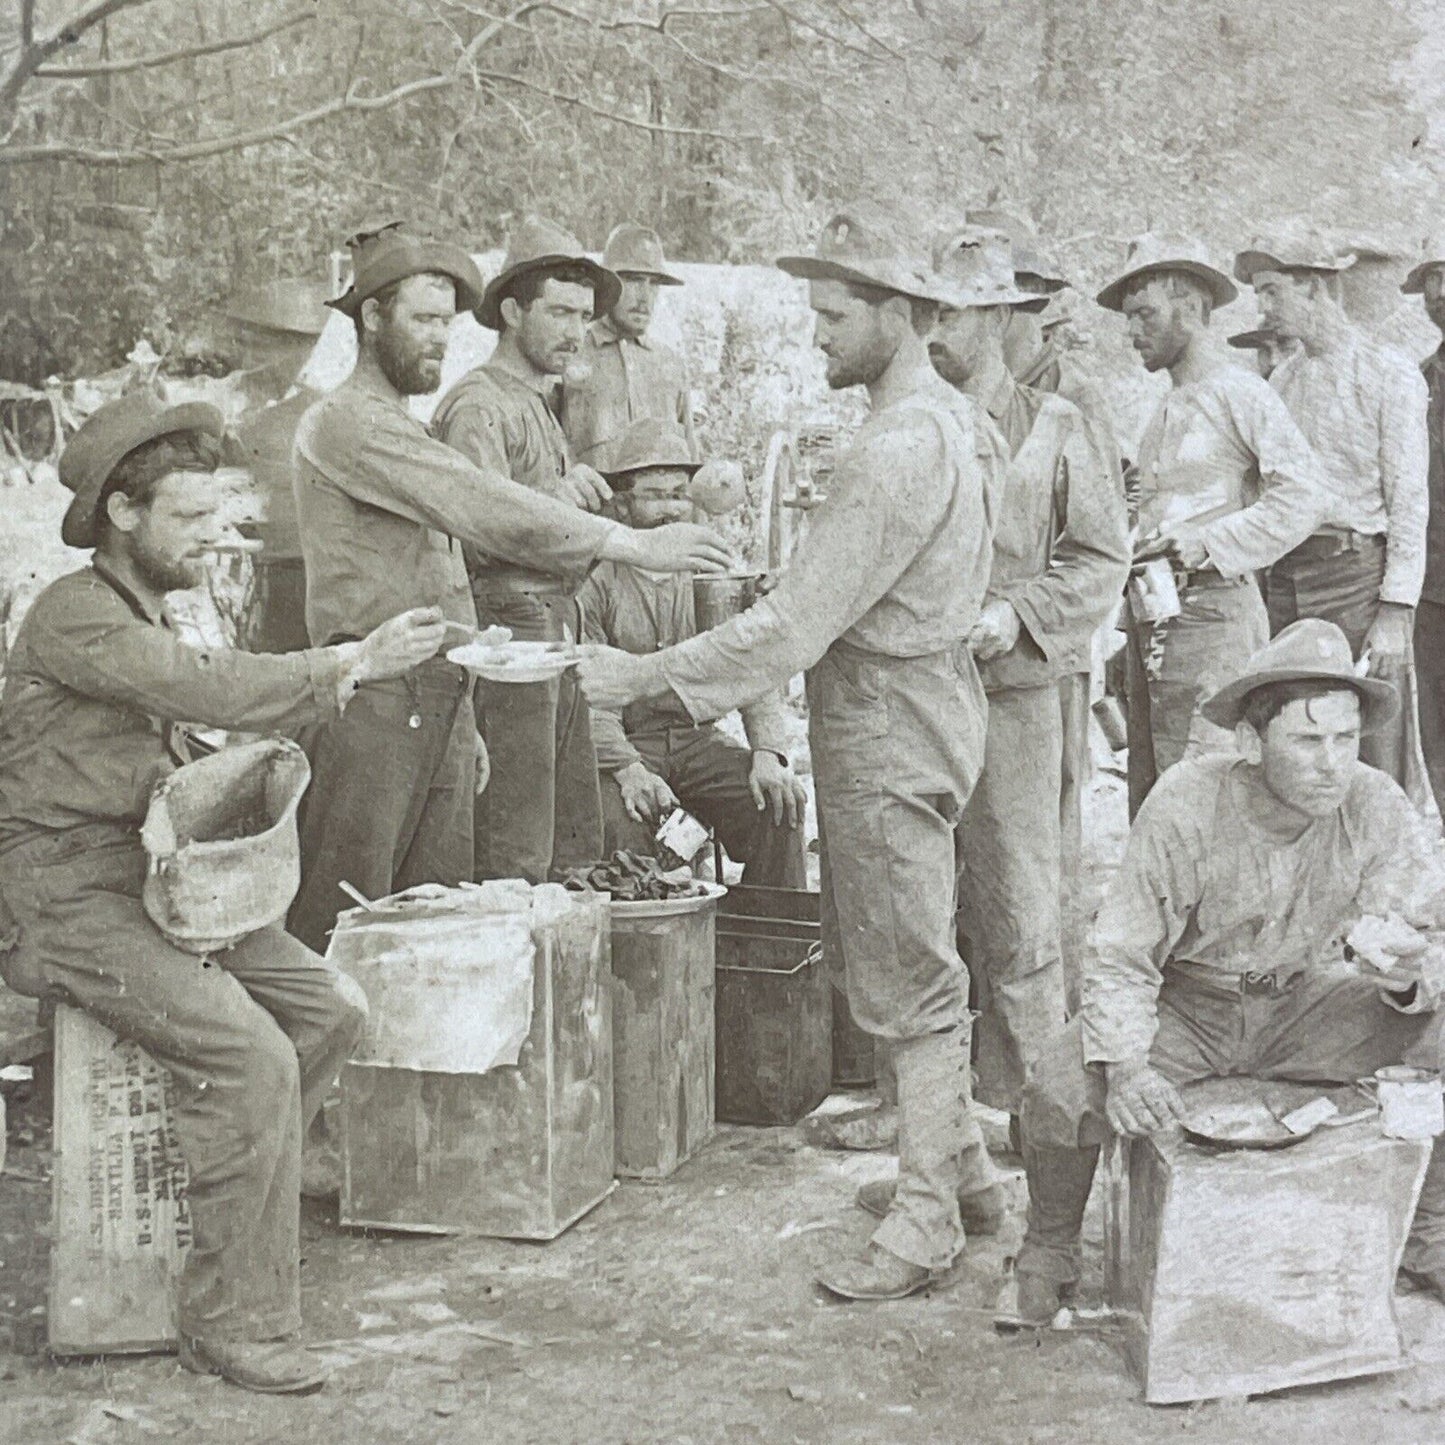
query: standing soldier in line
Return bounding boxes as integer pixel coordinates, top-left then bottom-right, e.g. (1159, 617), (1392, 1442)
(288, 223), (729, 952)
(562, 222), (697, 474)
(1402, 233), (1445, 819)
(223, 280), (330, 655)
(912, 229), (1128, 1164)
(580, 208), (1010, 1301)
(1098, 235), (1330, 816)
(433, 218), (657, 884)
(1236, 237), (1430, 793)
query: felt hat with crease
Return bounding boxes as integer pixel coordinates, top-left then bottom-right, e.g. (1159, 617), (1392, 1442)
(1233, 234), (1358, 286)
(776, 206), (937, 303)
(922, 227), (1048, 312)
(1402, 231), (1445, 294)
(326, 221), (483, 319)
(1096, 234), (1237, 313)
(476, 216), (621, 331)
(602, 224), (683, 286)
(223, 278), (330, 337)
(604, 417), (700, 479)
(1200, 618), (1397, 732)
(58, 387), (227, 549)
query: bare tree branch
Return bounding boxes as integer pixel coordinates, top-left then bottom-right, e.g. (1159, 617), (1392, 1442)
(2, 0), (150, 112)
(33, 8), (315, 80)
(20, 0), (37, 49)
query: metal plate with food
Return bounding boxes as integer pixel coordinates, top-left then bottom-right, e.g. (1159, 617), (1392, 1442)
(446, 639), (580, 683)
(561, 851), (727, 917)
(1178, 1079), (1325, 1151)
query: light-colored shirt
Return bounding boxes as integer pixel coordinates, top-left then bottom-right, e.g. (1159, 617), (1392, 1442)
(1081, 754), (1444, 1065)
(562, 317), (697, 472)
(578, 561), (789, 771)
(232, 387), (318, 561)
(0, 563), (344, 842)
(1135, 362), (1330, 581)
(655, 370), (1008, 722)
(431, 363), (588, 592)
(1271, 332), (1430, 606)
(977, 372), (1129, 690)
(293, 374), (618, 644)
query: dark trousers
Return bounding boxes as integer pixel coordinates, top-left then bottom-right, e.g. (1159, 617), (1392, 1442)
(472, 588), (602, 883)
(1266, 536), (1427, 794)
(1416, 597), (1445, 818)
(240, 557), (309, 655)
(289, 659), (474, 954)
(599, 724), (807, 888)
(1016, 968), (1445, 1287)
(0, 828), (366, 1341)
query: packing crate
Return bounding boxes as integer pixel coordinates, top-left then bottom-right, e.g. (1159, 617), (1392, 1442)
(715, 886), (830, 1126)
(609, 891), (718, 1179)
(49, 1006), (191, 1355)
(338, 886), (614, 1239)
(1104, 1112), (1430, 1404)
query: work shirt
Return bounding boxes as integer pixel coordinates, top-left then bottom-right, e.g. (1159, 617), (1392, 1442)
(232, 387), (318, 562)
(294, 373), (618, 644)
(1422, 345), (1445, 606)
(656, 369), (1008, 721)
(562, 317), (696, 472)
(1080, 754), (1444, 1065)
(578, 561), (789, 771)
(431, 364), (584, 592)
(1135, 362), (1329, 581)
(0, 562), (345, 845)
(976, 371), (1129, 691)
(1019, 347), (1126, 494)
(1271, 332), (1430, 606)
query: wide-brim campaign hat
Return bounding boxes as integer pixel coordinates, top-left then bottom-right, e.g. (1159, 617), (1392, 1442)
(1227, 327), (1280, 350)
(603, 223), (683, 286)
(1200, 618), (1398, 733)
(326, 221), (483, 320)
(922, 227), (1049, 312)
(604, 417), (700, 479)
(476, 216), (621, 331)
(59, 387), (227, 549)
(777, 207), (937, 304)
(1096, 234), (1237, 313)
(1402, 231), (1445, 294)
(964, 207), (1067, 294)
(1233, 235), (1358, 286)
(223, 278), (330, 337)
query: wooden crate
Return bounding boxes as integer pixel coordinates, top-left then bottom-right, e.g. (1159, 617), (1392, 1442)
(1104, 1118), (1430, 1403)
(339, 892), (614, 1239)
(610, 900), (716, 1179)
(49, 1005), (191, 1356)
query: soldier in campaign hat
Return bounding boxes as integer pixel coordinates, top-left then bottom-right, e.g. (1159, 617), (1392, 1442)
(561, 221), (698, 473)
(580, 204), (1011, 1302)
(0, 386), (455, 1393)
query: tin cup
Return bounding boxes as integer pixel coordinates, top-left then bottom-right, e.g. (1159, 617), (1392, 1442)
(692, 574), (760, 632)
(1374, 1065), (1445, 1140)
(1126, 558), (1181, 624)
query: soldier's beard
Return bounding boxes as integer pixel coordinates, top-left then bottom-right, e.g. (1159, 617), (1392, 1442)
(374, 324), (443, 395)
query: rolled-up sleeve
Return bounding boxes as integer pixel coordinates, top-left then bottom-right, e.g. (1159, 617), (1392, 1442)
(1378, 361), (1430, 606)
(1198, 380), (1332, 578)
(578, 568), (644, 772)
(300, 395), (619, 579)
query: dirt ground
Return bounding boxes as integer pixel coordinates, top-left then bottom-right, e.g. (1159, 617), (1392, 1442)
(4, 773), (1445, 1445)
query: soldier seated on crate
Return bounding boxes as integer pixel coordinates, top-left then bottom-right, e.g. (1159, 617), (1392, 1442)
(579, 416), (808, 887)
(1001, 619), (1445, 1329)
(0, 391), (447, 1395)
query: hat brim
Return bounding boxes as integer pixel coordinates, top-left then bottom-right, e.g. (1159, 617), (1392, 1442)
(922, 278), (1050, 312)
(60, 400), (227, 550)
(1097, 261), (1238, 313)
(776, 254), (937, 305)
(611, 267), (684, 288)
(1233, 249), (1355, 286)
(1199, 667), (1399, 733)
(475, 256), (622, 331)
(1402, 259), (1445, 295)
(1227, 329), (1276, 349)
(606, 456), (702, 482)
(327, 243), (485, 320)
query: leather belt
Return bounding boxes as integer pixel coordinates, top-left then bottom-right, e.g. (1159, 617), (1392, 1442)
(1164, 959), (1300, 997)
(1286, 529), (1386, 561)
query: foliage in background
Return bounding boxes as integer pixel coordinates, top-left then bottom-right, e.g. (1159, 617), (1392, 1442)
(2, 0), (1444, 385)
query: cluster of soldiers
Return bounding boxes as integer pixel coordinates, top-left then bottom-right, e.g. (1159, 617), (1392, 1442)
(4, 201), (1445, 1393)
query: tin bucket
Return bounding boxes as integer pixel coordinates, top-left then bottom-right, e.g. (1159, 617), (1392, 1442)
(693, 573), (760, 631)
(1372, 1065), (1444, 1140)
